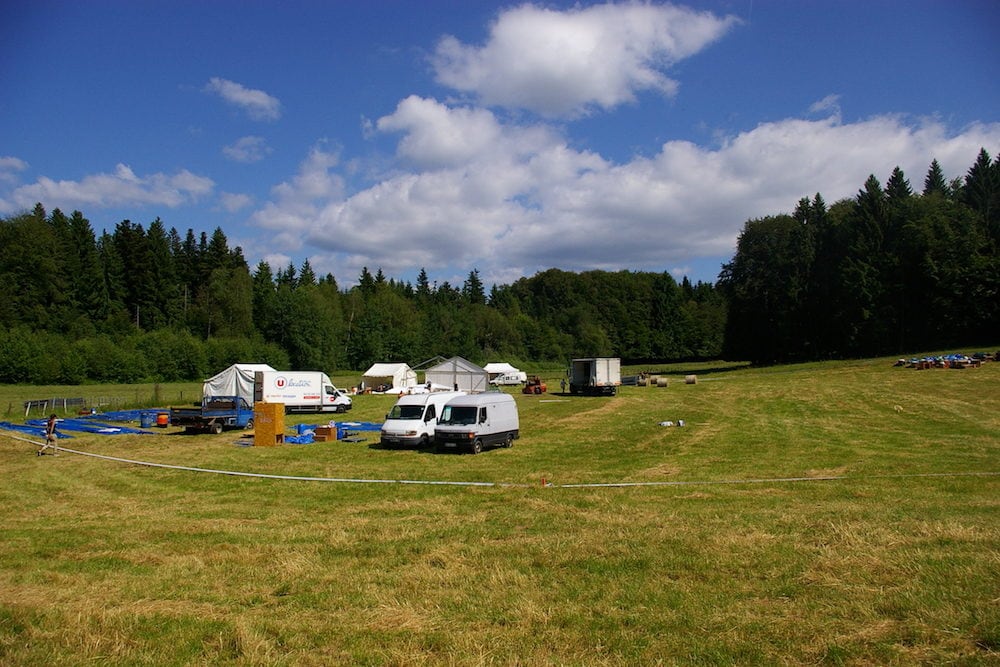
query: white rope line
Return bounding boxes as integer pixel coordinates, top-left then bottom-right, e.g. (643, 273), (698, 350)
(5, 431), (998, 489)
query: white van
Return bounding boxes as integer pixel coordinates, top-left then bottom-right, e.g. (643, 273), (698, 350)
(489, 371), (527, 386)
(434, 392), (520, 454)
(380, 391), (465, 448)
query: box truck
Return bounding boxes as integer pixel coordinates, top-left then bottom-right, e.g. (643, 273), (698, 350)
(434, 392), (519, 454)
(568, 357), (621, 396)
(253, 371), (352, 413)
(380, 390), (465, 448)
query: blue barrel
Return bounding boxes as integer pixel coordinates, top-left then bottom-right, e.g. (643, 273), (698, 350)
(140, 412), (154, 428)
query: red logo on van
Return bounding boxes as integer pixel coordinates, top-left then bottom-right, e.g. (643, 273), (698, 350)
(275, 376), (287, 388)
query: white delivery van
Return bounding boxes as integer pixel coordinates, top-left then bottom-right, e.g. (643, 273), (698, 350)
(254, 371), (353, 413)
(380, 391), (465, 448)
(489, 371), (527, 386)
(434, 392), (520, 454)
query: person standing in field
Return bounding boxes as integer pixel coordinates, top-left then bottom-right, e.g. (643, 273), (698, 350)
(38, 413), (58, 456)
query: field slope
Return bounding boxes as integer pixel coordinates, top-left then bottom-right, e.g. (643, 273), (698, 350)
(1, 356), (997, 665)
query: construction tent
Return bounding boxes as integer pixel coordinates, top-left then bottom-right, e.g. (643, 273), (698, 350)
(202, 363), (275, 401)
(423, 357), (490, 393)
(362, 362), (418, 391)
(483, 362), (521, 378)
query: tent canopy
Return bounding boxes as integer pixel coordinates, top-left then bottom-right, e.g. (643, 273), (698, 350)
(203, 363), (275, 401)
(423, 357), (490, 393)
(483, 362), (520, 375)
(362, 362), (417, 389)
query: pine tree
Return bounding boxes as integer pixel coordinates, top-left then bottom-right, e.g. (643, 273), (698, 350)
(922, 159), (948, 197)
(962, 148), (999, 239)
(463, 269), (486, 305)
(299, 259), (317, 287)
(416, 267), (431, 299)
(885, 166), (913, 203)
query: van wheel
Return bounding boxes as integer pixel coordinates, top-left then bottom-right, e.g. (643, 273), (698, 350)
(210, 423), (223, 435)
(471, 439), (482, 454)
(503, 433), (513, 448)
(244, 419), (254, 430)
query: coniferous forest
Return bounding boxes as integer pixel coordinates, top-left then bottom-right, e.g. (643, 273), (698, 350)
(1, 150), (996, 384)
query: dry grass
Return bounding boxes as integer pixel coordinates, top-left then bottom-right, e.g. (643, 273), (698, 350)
(0, 355), (998, 664)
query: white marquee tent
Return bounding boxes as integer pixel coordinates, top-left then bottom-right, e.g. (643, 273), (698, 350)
(362, 362), (418, 391)
(483, 362), (521, 378)
(202, 363), (275, 401)
(423, 357), (490, 393)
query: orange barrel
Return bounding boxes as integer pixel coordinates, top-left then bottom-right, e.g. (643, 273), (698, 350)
(156, 412), (169, 427)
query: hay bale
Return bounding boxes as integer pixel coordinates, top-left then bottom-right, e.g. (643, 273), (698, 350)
(656, 377), (669, 388)
(684, 374), (698, 385)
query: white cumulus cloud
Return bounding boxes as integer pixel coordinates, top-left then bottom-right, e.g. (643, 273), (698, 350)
(223, 136), (272, 163)
(204, 77), (282, 121)
(0, 163), (214, 214)
(248, 98), (1000, 287)
(219, 191), (254, 212)
(432, 1), (739, 117)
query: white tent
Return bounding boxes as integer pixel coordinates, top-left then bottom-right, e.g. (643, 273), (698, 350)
(202, 363), (275, 401)
(423, 357), (490, 393)
(362, 362), (418, 391)
(483, 362), (520, 378)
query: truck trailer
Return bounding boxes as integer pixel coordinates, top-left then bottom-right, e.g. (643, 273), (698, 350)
(253, 371), (353, 413)
(568, 357), (621, 396)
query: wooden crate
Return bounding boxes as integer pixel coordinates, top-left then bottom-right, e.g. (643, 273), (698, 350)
(253, 402), (285, 446)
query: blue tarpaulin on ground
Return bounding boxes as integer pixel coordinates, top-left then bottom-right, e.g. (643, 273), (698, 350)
(0, 421), (72, 439)
(26, 418), (152, 435)
(84, 409), (167, 423)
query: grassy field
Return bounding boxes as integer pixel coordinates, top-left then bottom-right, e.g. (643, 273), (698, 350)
(0, 355), (997, 665)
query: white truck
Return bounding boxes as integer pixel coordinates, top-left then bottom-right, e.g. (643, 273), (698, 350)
(380, 391), (465, 448)
(568, 357), (621, 396)
(434, 392), (520, 454)
(253, 371), (352, 413)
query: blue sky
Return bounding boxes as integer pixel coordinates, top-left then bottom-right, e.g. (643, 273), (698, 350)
(2, 1), (998, 289)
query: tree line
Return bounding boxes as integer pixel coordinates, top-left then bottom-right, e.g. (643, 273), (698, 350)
(0, 204), (722, 384)
(2, 148), (994, 384)
(719, 149), (999, 363)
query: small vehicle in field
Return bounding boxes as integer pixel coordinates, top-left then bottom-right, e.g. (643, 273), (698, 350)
(170, 396), (254, 434)
(522, 376), (547, 394)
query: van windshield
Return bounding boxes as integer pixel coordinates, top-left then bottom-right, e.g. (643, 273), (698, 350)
(440, 405), (477, 425)
(388, 405), (424, 420)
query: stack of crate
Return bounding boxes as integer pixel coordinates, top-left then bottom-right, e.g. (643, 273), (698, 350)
(253, 402), (285, 446)
(313, 425), (336, 442)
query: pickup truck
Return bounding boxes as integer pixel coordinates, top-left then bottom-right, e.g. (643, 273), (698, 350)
(170, 396), (254, 434)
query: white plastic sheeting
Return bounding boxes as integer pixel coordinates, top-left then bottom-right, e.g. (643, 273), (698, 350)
(202, 363), (275, 401)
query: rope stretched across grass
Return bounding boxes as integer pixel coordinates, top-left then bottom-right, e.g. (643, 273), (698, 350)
(5, 432), (998, 489)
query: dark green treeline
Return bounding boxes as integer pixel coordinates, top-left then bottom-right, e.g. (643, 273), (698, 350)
(720, 149), (1000, 363)
(3, 149), (995, 382)
(0, 204), (721, 384)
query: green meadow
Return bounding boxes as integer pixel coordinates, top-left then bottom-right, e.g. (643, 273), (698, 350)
(0, 355), (997, 665)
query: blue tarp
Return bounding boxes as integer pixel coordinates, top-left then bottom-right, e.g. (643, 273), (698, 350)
(26, 418), (152, 435)
(0, 421), (72, 439)
(84, 409), (168, 423)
